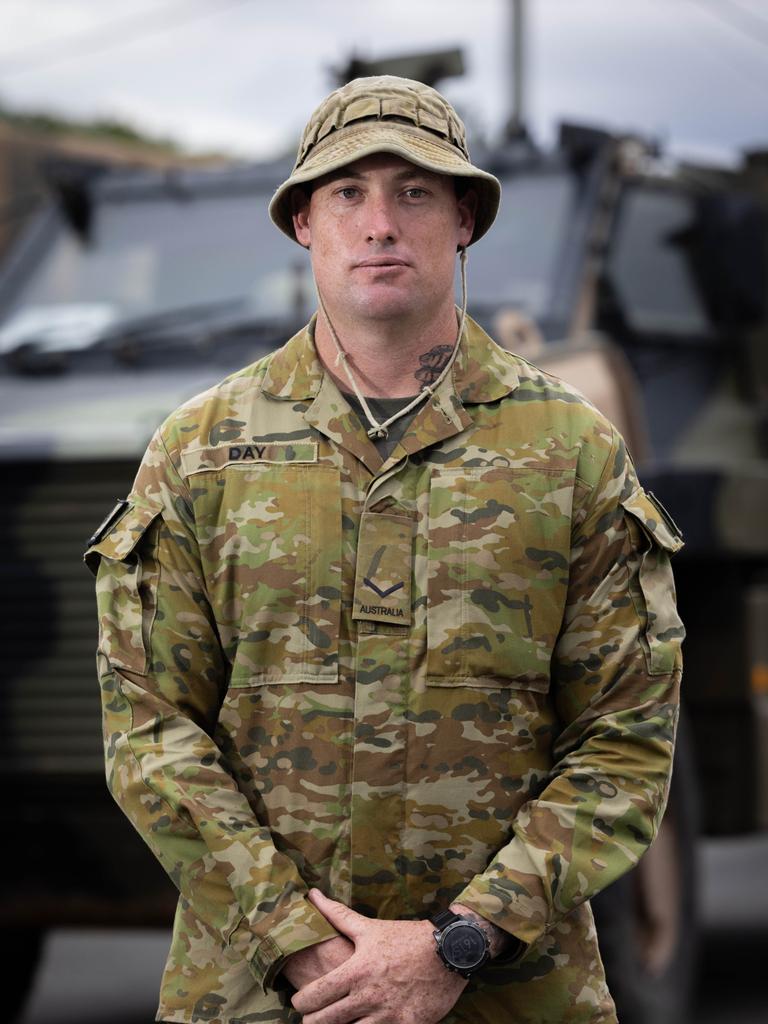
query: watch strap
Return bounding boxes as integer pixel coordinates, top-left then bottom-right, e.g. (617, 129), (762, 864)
(431, 909), (461, 931)
(492, 933), (527, 964)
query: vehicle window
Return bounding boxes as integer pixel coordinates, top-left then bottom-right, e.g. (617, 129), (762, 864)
(608, 186), (712, 337)
(464, 172), (573, 319)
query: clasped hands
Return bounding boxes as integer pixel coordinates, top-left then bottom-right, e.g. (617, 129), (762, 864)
(282, 889), (469, 1024)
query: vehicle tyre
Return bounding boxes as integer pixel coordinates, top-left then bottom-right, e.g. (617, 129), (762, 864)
(592, 713), (698, 1024)
(7, 927), (44, 1022)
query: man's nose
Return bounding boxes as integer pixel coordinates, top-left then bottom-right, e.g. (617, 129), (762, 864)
(365, 194), (398, 243)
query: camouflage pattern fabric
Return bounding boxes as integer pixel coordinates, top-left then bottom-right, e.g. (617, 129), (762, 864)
(86, 315), (684, 1024)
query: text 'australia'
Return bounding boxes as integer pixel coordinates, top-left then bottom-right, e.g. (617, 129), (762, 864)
(358, 605), (406, 618)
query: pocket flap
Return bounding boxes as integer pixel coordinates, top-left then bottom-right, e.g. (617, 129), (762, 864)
(620, 488), (684, 554)
(84, 501), (161, 575)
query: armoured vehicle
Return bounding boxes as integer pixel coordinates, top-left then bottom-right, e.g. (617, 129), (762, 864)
(1, 120), (766, 1023)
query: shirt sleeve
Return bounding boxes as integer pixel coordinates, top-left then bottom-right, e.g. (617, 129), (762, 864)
(454, 423), (685, 949)
(85, 428), (339, 990)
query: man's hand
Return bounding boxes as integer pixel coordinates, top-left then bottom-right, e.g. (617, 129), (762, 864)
(282, 934), (355, 990)
(290, 889), (468, 1024)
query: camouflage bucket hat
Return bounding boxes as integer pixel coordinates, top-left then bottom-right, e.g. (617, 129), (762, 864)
(269, 75), (501, 245)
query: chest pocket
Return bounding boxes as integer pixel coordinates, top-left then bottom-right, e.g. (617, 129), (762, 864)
(196, 463), (342, 686)
(426, 466), (573, 689)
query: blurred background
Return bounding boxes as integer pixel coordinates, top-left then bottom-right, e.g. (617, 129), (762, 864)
(1, 1), (767, 1022)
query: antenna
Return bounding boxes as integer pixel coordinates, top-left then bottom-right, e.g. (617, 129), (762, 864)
(508, 0), (527, 139)
(334, 49), (465, 89)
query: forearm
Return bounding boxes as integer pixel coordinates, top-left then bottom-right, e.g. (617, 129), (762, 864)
(103, 659), (340, 984)
(456, 433), (683, 947)
(449, 683), (674, 959)
(91, 466), (340, 985)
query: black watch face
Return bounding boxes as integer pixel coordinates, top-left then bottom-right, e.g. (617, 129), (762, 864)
(443, 922), (487, 970)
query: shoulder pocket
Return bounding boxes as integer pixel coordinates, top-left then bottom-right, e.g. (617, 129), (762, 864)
(621, 488), (684, 554)
(620, 487), (685, 675)
(86, 502), (162, 675)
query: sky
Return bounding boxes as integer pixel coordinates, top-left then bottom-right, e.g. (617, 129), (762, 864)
(0, 0), (766, 167)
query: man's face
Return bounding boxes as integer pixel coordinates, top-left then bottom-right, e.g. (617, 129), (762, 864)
(292, 153), (476, 326)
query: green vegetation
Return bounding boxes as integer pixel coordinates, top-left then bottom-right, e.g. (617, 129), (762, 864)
(0, 101), (183, 154)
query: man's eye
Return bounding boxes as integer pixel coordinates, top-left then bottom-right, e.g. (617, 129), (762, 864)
(337, 186), (359, 199)
(405, 187), (427, 199)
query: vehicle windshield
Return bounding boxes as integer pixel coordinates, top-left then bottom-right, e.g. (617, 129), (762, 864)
(1, 167), (574, 349)
(1, 186), (316, 335)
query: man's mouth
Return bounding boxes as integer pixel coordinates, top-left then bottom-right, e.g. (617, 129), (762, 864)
(355, 257), (410, 268)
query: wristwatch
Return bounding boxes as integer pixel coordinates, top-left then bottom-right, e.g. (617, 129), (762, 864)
(431, 909), (491, 978)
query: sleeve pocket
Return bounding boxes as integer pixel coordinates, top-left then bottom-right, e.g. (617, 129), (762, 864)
(86, 502), (162, 676)
(620, 488), (686, 675)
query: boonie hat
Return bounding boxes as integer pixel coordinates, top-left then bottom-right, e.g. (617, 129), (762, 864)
(269, 75), (501, 245)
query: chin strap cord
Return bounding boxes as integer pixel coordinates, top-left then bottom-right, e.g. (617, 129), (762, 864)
(317, 247), (469, 440)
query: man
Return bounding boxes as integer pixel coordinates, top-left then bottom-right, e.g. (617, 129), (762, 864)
(86, 76), (684, 1024)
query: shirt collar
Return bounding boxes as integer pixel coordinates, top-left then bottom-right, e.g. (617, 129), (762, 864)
(260, 312), (520, 405)
(260, 315), (325, 401)
(451, 314), (520, 404)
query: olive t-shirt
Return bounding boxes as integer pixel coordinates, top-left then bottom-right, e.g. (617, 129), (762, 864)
(344, 392), (422, 461)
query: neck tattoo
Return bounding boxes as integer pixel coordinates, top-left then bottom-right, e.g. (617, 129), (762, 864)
(415, 344), (454, 387)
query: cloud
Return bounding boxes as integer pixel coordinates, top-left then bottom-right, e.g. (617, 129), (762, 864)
(0, 0), (764, 160)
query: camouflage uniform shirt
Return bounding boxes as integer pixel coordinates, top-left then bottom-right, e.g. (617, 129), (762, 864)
(87, 316), (684, 1024)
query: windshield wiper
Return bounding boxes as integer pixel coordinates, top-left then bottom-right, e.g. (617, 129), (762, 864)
(1, 297), (301, 375)
(98, 297), (249, 349)
(101, 299), (301, 367)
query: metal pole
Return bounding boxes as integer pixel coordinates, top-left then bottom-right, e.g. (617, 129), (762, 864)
(509, 0), (525, 137)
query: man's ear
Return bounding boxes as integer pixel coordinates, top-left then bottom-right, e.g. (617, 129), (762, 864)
(457, 188), (478, 249)
(292, 188), (312, 249)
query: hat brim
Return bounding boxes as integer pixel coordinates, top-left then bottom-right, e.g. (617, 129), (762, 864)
(268, 120), (500, 245)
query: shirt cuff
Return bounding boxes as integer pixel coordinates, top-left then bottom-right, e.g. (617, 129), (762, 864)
(238, 896), (341, 993)
(454, 878), (543, 950)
